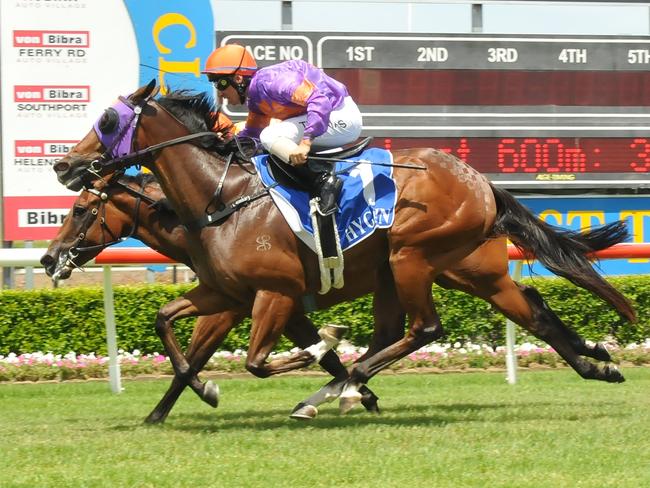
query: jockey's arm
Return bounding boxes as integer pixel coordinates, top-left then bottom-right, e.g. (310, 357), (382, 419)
(238, 110), (271, 140)
(286, 78), (333, 165)
(211, 111), (237, 139)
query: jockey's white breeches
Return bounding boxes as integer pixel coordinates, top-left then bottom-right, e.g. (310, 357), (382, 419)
(259, 96), (362, 162)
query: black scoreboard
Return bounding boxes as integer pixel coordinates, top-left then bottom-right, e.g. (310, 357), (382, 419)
(217, 32), (650, 190)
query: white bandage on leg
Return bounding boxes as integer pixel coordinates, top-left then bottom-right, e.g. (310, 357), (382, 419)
(268, 137), (299, 164)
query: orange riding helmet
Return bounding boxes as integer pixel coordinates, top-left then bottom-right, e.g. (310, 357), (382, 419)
(202, 44), (257, 76)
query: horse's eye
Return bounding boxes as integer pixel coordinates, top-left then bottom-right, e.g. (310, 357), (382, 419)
(98, 108), (119, 134)
(72, 206), (87, 217)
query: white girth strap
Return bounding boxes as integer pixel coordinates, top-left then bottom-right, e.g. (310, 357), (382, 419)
(310, 199), (345, 294)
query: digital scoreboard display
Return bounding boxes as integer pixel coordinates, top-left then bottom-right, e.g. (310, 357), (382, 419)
(217, 32), (650, 189)
(386, 137), (650, 181)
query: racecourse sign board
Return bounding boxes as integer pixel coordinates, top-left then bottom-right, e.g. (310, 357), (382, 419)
(0, 0), (213, 240)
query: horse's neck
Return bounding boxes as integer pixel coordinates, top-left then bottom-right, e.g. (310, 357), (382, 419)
(113, 186), (191, 265)
(139, 111), (228, 223)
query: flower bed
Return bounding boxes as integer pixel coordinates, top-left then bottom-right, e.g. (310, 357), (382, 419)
(2, 340), (650, 383)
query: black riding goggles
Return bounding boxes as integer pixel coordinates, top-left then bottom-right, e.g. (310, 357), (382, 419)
(210, 76), (235, 92)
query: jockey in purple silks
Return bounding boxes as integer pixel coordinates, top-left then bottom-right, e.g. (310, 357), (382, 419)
(202, 44), (363, 215)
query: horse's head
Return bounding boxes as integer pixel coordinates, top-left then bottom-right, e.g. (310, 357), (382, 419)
(40, 175), (144, 281)
(53, 80), (159, 191)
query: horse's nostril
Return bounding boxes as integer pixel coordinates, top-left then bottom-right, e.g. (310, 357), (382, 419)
(53, 161), (70, 173)
(40, 254), (55, 267)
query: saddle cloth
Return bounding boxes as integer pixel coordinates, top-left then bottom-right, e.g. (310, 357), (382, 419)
(252, 147), (397, 253)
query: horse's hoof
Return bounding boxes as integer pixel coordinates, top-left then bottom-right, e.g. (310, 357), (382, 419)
(360, 389), (380, 414)
(318, 324), (349, 347)
(339, 391), (362, 414)
(143, 413), (165, 425)
(604, 364), (625, 383)
(361, 398), (380, 414)
(290, 403), (318, 420)
(203, 381), (220, 408)
(593, 343), (612, 362)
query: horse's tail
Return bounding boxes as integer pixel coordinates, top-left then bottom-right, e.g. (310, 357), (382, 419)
(489, 183), (636, 322)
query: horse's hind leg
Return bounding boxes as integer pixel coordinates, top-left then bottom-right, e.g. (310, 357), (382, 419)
(516, 283), (612, 362)
(340, 251), (446, 413)
(467, 273), (624, 383)
(145, 311), (242, 424)
(436, 238), (619, 378)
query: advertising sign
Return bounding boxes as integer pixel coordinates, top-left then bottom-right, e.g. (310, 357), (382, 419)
(0, 0), (213, 240)
(516, 196), (650, 276)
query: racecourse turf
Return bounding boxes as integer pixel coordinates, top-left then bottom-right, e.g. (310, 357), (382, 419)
(1, 369), (650, 488)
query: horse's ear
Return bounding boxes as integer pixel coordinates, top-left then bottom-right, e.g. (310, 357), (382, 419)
(145, 78), (156, 92)
(131, 79), (159, 104)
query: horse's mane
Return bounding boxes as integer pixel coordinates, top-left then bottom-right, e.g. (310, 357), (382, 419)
(156, 89), (259, 159)
(157, 89), (219, 135)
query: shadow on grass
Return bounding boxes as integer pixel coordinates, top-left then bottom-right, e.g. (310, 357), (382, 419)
(111, 399), (624, 433)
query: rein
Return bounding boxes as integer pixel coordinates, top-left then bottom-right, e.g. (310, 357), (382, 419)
(78, 93), (275, 232)
(100, 133), (273, 232)
(68, 131), (220, 192)
(94, 131), (220, 173)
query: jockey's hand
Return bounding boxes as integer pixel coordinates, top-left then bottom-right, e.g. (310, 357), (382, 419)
(289, 139), (312, 166)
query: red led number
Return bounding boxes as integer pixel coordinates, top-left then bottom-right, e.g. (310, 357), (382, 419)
(382, 137), (650, 175)
(630, 138), (650, 173)
(497, 138), (588, 173)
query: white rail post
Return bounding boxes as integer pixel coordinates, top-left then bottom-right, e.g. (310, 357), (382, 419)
(103, 265), (122, 394)
(505, 260), (523, 385)
(24, 241), (34, 289)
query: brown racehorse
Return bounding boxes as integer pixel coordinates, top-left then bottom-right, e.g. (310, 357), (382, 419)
(53, 81), (636, 416)
(44, 170), (628, 422)
(40, 172), (381, 423)
(41, 174), (624, 422)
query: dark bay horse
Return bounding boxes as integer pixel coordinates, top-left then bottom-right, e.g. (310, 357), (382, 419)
(43, 170), (627, 422)
(53, 81), (636, 416)
(40, 172), (381, 422)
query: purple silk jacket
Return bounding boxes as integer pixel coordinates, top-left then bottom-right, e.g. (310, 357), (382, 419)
(238, 59), (349, 140)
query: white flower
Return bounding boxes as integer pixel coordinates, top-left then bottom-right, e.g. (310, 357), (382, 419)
(336, 340), (358, 354)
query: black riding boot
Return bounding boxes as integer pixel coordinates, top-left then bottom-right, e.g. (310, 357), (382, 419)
(317, 173), (343, 216)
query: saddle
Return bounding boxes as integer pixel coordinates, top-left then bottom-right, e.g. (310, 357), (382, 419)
(267, 137), (373, 212)
(267, 137), (373, 293)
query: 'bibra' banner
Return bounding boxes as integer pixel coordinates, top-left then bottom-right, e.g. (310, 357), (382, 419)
(0, 0), (214, 240)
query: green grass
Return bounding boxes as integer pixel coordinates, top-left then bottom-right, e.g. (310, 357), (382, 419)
(2, 369), (650, 488)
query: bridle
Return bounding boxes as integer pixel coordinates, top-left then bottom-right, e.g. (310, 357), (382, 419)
(69, 88), (273, 233)
(58, 174), (160, 275)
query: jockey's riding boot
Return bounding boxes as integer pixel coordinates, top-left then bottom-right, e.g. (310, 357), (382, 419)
(317, 173), (343, 216)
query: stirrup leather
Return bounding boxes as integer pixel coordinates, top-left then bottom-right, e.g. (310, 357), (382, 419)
(310, 199), (344, 294)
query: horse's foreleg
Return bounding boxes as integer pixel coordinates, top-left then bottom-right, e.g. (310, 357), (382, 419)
(245, 290), (324, 377)
(295, 261), (407, 417)
(145, 311), (242, 424)
(154, 284), (229, 397)
(284, 314), (380, 419)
